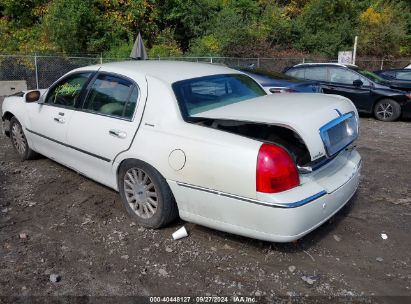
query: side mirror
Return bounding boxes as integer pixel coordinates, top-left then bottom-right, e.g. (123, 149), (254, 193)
(25, 90), (41, 103)
(353, 79), (363, 87)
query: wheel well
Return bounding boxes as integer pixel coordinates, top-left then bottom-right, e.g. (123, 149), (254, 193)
(373, 97), (401, 111)
(2, 111), (14, 121)
(116, 158), (164, 190)
(2, 112), (14, 137)
(116, 159), (128, 190)
(116, 159), (130, 185)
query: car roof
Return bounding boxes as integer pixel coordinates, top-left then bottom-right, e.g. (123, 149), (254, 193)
(291, 63), (359, 69)
(73, 60), (240, 84)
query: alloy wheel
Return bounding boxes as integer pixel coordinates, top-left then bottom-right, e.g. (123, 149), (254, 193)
(376, 102), (393, 120)
(11, 122), (26, 155)
(123, 168), (158, 219)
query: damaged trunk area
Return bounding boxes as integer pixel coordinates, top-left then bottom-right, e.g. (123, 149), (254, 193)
(196, 119), (312, 167)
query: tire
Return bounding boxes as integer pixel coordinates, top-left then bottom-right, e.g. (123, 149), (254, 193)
(9, 117), (37, 161)
(118, 159), (179, 228)
(374, 99), (401, 122)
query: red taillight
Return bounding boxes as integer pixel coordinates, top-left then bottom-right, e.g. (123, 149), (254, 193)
(256, 143), (300, 193)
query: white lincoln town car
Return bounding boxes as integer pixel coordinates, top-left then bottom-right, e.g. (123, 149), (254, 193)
(1, 61), (361, 242)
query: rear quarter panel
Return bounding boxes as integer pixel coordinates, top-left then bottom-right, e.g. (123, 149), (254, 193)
(113, 76), (262, 200)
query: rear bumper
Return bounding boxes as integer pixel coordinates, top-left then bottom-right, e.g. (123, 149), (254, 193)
(170, 149), (361, 242)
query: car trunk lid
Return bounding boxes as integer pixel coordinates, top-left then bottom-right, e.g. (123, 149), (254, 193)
(192, 93), (358, 161)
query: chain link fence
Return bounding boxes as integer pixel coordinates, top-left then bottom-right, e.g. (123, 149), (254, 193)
(0, 54), (101, 90)
(1, 54), (410, 91)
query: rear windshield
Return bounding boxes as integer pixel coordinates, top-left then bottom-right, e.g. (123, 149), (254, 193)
(172, 74), (266, 117)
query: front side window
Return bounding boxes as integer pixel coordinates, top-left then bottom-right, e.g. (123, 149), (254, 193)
(172, 74), (266, 116)
(45, 73), (91, 108)
(304, 67), (327, 82)
(328, 67), (370, 86)
(83, 74), (138, 119)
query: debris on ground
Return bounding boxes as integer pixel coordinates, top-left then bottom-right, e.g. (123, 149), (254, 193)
(81, 217), (94, 226)
(49, 274), (61, 283)
(172, 226), (188, 240)
(301, 275), (319, 285)
(223, 244), (233, 250)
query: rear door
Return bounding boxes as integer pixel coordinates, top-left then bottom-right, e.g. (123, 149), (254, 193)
(27, 72), (92, 164)
(64, 72), (147, 188)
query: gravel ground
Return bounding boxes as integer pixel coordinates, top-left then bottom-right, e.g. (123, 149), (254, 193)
(1, 97), (410, 301)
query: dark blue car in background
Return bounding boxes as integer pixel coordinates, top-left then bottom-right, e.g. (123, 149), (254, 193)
(373, 69), (411, 92)
(240, 69), (322, 94)
(284, 63), (411, 121)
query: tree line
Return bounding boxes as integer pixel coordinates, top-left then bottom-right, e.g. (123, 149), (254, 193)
(0, 0), (410, 58)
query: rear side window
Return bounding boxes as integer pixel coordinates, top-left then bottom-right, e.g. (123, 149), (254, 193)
(83, 74), (138, 119)
(46, 73), (91, 108)
(173, 74), (266, 116)
(304, 67), (327, 81)
(286, 68), (305, 79)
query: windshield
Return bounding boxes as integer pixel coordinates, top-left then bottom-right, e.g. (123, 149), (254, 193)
(172, 74), (266, 117)
(357, 70), (387, 84)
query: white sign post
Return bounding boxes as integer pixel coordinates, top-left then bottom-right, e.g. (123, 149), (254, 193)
(338, 51), (353, 64)
(353, 36), (358, 65)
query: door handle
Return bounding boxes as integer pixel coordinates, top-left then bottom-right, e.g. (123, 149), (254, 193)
(54, 117), (65, 123)
(109, 129), (127, 139)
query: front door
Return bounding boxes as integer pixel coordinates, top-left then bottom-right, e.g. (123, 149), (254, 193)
(323, 67), (372, 112)
(27, 72), (92, 165)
